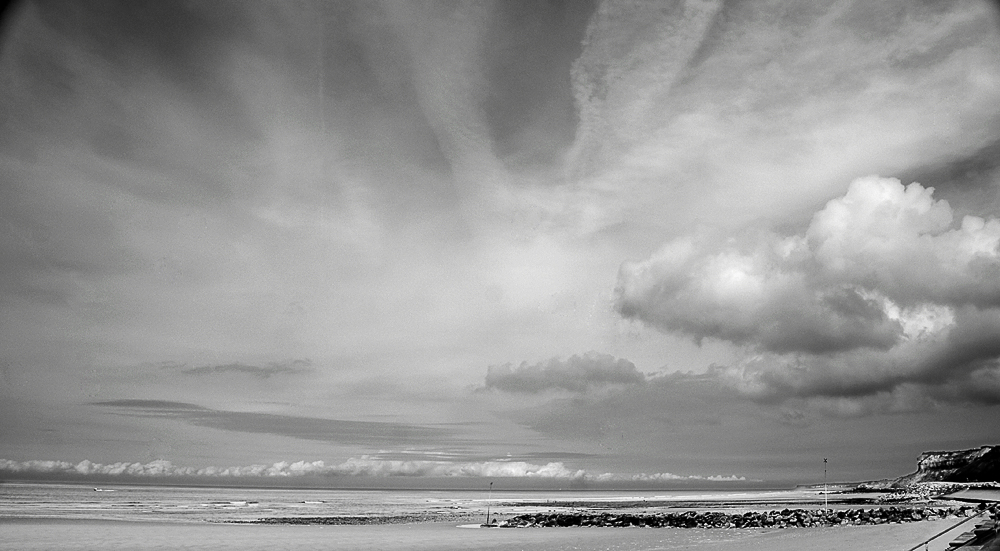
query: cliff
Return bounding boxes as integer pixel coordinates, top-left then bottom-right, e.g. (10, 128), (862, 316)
(891, 446), (1000, 487)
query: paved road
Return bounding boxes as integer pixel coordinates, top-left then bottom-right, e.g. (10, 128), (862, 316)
(946, 489), (1000, 503)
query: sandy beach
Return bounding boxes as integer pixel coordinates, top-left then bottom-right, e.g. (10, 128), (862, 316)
(0, 516), (970, 551)
(3, 481), (994, 550)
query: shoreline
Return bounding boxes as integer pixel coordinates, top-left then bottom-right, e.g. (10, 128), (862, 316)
(237, 492), (997, 529)
(241, 505), (984, 528)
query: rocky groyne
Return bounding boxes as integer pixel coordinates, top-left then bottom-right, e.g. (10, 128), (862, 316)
(498, 505), (986, 529)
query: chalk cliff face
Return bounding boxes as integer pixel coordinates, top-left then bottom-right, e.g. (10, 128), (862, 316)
(891, 446), (1000, 487)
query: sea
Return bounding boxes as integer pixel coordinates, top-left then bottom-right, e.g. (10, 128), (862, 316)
(0, 482), (957, 551)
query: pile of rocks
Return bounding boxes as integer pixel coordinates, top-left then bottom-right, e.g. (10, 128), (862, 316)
(499, 505), (979, 529)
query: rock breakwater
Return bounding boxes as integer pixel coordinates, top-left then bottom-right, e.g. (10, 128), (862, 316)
(499, 505), (983, 529)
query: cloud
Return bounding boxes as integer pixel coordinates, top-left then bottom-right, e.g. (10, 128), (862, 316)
(476, 368), (1000, 481)
(595, 472), (747, 483)
(568, 0), (724, 178)
(0, 456), (746, 482)
(167, 359), (313, 378)
(483, 352), (645, 393)
(615, 231), (903, 354)
(330, 457), (587, 479)
(2, 0), (999, 484)
(807, 178), (1000, 306)
(618, 176), (1000, 405)
(91, 400), (455, 447)
(566, 0), (1000, 237)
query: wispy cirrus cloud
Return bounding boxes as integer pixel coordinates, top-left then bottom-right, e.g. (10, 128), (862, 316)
(568, 0), (1000, 236)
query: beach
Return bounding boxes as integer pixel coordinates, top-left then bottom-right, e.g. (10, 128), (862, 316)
(0, 482), (987, 550)
(0, 517), (966, 551)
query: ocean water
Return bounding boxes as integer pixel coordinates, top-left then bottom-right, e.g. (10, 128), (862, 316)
(0, 482), (493, 523)
(0, 482), (823, 524)
(0, 483), (956, 551)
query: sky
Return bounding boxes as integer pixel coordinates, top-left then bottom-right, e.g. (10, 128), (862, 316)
(1, 0), (999, 489)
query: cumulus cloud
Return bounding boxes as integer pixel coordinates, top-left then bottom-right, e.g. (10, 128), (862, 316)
(595, 472), (747, 483)
(331, 457), (586, 479)
(807, 178), (1000, 306)
(0, 457), (579, 479)
(483, 352), (645, 393)
(617, 176), (1000, 405)
(615, 231), (903, 354)
(0, 456), (745, 482)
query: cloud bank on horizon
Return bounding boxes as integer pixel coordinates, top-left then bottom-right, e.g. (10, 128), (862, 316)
(0, 457), (747, 483)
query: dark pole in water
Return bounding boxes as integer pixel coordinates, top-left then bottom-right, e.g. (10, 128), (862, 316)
(485, 481), (493, 526)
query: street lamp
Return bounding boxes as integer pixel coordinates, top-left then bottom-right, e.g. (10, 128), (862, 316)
(823, 458), (828, 511)
(485, 481), (493, 527)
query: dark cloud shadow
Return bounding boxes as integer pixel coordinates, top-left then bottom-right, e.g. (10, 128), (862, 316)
(91, 399), (457, 447)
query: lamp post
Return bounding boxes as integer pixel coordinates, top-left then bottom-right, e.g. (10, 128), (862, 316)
(823, 458), (828, 511)
(485, 481), (493, 526)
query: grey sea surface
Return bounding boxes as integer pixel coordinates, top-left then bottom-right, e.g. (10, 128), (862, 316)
(0, 482), (824, 524)
(0, 482), (958, 550)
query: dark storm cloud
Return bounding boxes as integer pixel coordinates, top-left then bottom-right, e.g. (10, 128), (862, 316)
(483, 352), (645, 393)
(92, 399), (454, 447)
